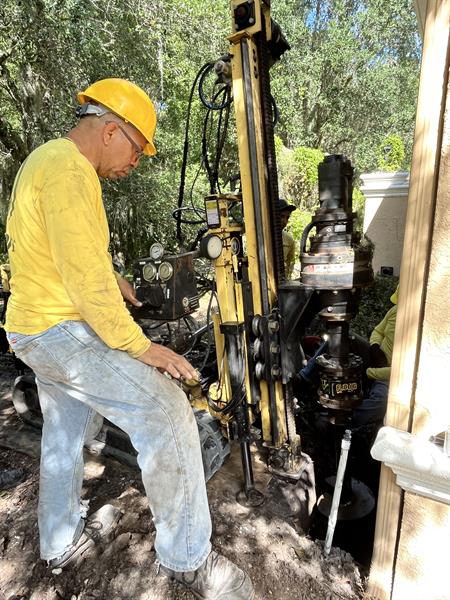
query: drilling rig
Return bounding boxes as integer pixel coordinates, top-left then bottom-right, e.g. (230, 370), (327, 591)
(132, 0), (374, 510)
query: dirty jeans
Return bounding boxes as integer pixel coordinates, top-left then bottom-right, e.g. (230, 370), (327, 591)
(7, 321), (212, 570)
(351, 380), (389, 428)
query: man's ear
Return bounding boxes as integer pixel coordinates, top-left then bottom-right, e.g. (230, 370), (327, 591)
(102, 121), (117, 148)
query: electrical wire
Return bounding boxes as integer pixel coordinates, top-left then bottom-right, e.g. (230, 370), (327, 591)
(197, 288), (247, 416)
(202, 86), (230, 194)
(214, 86), (232, 195)
(176, 58), (234, 241)
(198, 63), (233, 110)
(199, 288), (220, 372)
(172, 205), (205, 225)
(206, 374), (246, 415)
(176, 61), (214, 242)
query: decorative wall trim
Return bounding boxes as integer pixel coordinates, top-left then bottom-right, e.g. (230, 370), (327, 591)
(371, 426), (450, 505)
(360, 172), (410, 198)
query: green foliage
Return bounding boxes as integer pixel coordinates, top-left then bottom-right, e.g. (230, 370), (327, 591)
(293, 146), (325, 208)
(274, 135), (284, 155)
(288, 208), (313, 244)
(277, 142), (324, 211)
(376, 134), (406, 171)
(271, 0), (420, 173)
(352, 274), (399, 339)
(0, 0), (230, 263)
(352, 187), (366, 233)
(0, 0), (421, 265)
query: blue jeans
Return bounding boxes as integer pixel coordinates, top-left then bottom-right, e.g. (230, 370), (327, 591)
(351, 380), (389, 428)
(7, 321), (212, 570)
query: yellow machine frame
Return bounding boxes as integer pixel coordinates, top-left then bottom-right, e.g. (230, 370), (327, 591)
(206, 0), (291, 453)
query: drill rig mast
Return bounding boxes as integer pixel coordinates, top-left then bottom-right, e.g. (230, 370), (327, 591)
(203, 1), (300, 501)
(201, 0), (373, 501)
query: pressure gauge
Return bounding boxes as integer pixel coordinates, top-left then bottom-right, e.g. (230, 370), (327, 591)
(149, 242), (164, 261)
(199, 234), (223, 260)
(158, 261), (174, 282)
(142, 262), (157, 282)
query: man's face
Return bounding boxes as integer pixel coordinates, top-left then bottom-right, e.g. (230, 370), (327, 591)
(99, 120), (147, 179)
(279, 210), (291, 230)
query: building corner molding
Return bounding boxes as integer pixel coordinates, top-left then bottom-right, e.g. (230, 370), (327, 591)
(371, 426), (450, 505)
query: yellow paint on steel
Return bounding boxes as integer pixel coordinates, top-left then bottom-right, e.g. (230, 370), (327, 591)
(211, 308), (231, 406)
(226, 0), (287, 446)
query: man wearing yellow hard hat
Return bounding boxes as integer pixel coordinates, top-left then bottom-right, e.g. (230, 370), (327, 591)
(276, 198), (296, 279)
(4, 79), (253, 599)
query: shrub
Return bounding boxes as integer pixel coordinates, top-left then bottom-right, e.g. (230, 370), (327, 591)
(376, 134), (406, 172)
(276, 138), (324, 212)
(287, 207), (313, 243)
(352, 187), (365, 234)
(351, 274), (399, 339)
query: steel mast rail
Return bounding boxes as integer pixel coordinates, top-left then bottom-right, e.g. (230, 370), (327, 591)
(203, 0), (304, 501)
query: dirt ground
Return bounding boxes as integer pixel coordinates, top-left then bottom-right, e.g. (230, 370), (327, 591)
(0, 349), (367, 600)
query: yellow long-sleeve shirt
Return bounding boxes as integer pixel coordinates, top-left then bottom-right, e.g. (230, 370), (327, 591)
(282, 229), (295, 279)
(366, 305), (397, 381)
(5, 138), (150, 358)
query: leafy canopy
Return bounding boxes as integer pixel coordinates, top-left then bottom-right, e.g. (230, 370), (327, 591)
(0, 0), (420, 263)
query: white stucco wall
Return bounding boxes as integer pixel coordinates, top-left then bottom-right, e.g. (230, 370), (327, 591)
(361, 172), (409, 276)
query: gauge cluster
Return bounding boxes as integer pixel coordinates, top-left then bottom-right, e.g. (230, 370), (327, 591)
(132, 244), (200, 321)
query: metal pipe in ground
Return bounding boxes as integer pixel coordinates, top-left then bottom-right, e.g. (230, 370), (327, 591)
(324, 429), (352, 556)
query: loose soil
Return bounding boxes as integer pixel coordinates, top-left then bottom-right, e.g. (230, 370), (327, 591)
(0, 349), (368, 600)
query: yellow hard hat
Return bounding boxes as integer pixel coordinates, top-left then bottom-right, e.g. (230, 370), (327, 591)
(77, 78), (157, 156)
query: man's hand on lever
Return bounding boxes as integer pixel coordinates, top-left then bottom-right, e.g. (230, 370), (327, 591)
(138, 343), (199, 381)
(116, 275), (198, 380)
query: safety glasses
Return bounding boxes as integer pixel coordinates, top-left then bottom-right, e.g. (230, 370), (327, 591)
(105, 120), (144, 159)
